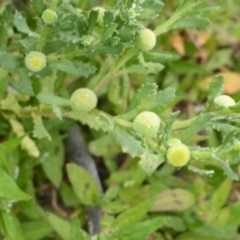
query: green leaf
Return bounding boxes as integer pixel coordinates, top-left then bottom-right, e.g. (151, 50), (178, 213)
(32, 114), (52, 141)
(116, 216), (169, 240)
(139, 151), (165, 175)
(22, 220), (53, 240)
(213, 155), (239, 181)
(150, 87), (176, 110)
(13, 11), (40, 37)
(0, 168), (31, 201)
(128, 82), (158, 111)
(112, 198), (156, 229)
(67, 163), (101, 206)
(15, 68), (34, 96)
(0, 78), (9, 102)
(111, 128), (145, 158)
(170, 16), (210, 29)
(100, 23), (118, 42)
(70, 218), (91, 240)
(30, 0), (44, 15)
(150, 188), (195, 212)
(127, 64), (148, 74)
(210, 178), (232, 209)
(203, 75), (225, 113)
(0, 52), (18, 71)
(188, 165), (214, 176)
(20, 37), (40, 50)
(144, 52), (180, 63)
(1, 210), (25, 240)
(87, 10), (98, 34)
(37, 92), (70, 107)
(180, 113), (215, 142)
(1, 135), (24, 154)
(47, 212), (71, 240)
(50, 61), (97, 77)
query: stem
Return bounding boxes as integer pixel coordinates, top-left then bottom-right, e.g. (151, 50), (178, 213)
(191, 150), (213, 159)
(36, 28), (49, 52)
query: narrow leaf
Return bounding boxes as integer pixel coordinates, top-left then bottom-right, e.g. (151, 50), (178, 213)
(37, 92), (70, 107)
(170, 16), (210, 29)
(30, 0), (44, 14)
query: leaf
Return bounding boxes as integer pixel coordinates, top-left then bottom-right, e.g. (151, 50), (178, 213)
(13, 11), (40, 37)
(213, 155), (239, 181)
(170, 16), (210, 29)
(116, 216), (169, 240)
(0, 168), (31, 201)
(87, 10), (98, 34)
(37, 92), (70, 107)
(150, 87), (176, 110)
(0, 78), (8, 102)
(188, 165), (214, 176)
(112, 198), (156, 229)
(67, 163), (101, 206)
(210, 178), (232, 209)
(128, 82), (158, 111)
(50, 61), (97, 77)
(20, 37), (40, 50)
(1, 135), (24, 154)
(47, 212), (71, 240)
(22, 220), (53, 240)
(127, 64), (148, 74)
(30, 0), (44, 15)
(111, 128), (145, 158)
(180, 113), (215, 142)
(0, 52), (18, 71)
(100, 23), (118, 42)
(1, 210), (25, 240)
(150, 188), (195, 212)
(144, 52), (180, 63)
(32, 113), (52, 141)
(70, 218), (91, 240)
(203, 75), (225, 113)
(139, 151), (165, 175)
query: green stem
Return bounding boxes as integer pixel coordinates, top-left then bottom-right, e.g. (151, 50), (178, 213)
(36, 28), (49, 51)
(191, 150), (212, 159)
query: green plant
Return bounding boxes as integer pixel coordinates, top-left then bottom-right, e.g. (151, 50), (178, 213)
(0, 0), (240, 239)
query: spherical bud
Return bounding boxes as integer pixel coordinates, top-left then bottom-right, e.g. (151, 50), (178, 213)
(93, 7), (106, 26)
(167, 138), (181, 147)
(70, 88), (97, 112)
(133, 111), (161, 137)
(25, 51), (47, 72)
(213, 95), (235, 109)
(136, 28), (156, 52)
(81, 35), (95, 46)
(42, 9), (57, 24)
(167, 143), (190, 167)
(233, 141), (240, 151)
(0, 67), (8, 80)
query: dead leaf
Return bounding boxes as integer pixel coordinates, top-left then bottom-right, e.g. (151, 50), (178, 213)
(170, 33), (185, 56)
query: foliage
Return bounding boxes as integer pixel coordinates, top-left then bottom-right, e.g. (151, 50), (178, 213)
(0, 0), (240, 239)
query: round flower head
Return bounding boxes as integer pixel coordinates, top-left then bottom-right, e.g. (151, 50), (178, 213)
(93, 7), (106, 26)
(25, 51), (47, 72)
(0, 67), (8, 80)
(213, 95), (235, 109)
(70, 88), (98, 112)
(136, 28), (156, 52)
(133, 111), (161, 137)
(167, 143), (190, 167)
(81, 35), (95, 46)
(42, 9), (57, 24)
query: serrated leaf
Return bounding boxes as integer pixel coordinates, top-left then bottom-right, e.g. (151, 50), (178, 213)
(14, 68), (34, 96)
(170, 16), (210, 29)
(151, 188), (195, 212)
(139, 151), (165, 175)
(116, 216), (169, 240)
(67, 163), (101, 206)
(188, 165), (214, 176)
(13, 11), (40, 37)
(0, 168), (31, 201)
(143, 62), (165, 74)
(213, 155), (239, 181)
(100, 23), (118, 42)
(112, 198), (156, 229)
(111, 128), (145, 158)
(52, 105), (63, 119)
(211, 178), (232, 209)
(0, 52), (18, 71)
(32, 113), (51, 141)
(30, 0), (44, 15)
(20, 37), (40, 50)
(50, 61), (96, 77)
(128, 83), (158, 111)
(37, 93), (70, 107)
(87, 10), (98, 34)
(47, 212), (71, 240)
(203, 75), (225, 113)
(180, 113), (215, 142)
(150, 87), (176, 110)
(127, 64), (148, 74)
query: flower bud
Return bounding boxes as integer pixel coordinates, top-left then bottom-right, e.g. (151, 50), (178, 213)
(81, 35), (95, 46)
(136, 28), (156, 52)
(42, 9), (57, 24)
(213, 95), (235, 109)
(25, 51), (47, 72)
(133, 111), (161, 137)
(70, 88), (97, 112)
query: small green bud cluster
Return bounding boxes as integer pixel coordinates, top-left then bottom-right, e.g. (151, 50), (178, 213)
(42, 9), (57, 24)
(25, 51), (47, 72)
(81, 35), (95, 47)
(92, 7), (106, 26)
(0, 67), (8, 80)
(70, 88), (98, 112)
(136, 28), (156, 52)
(213, 95), (235, 109)
(166, 142), (190, 167)
(133, 111), (161, 137)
